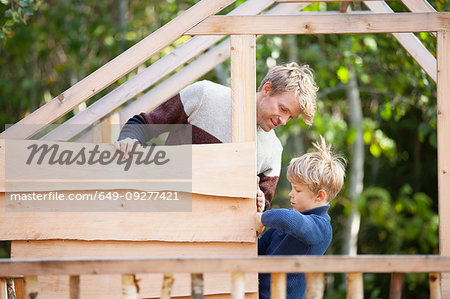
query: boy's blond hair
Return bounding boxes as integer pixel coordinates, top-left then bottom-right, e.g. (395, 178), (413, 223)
(287, 136), (346, 202)
(258, 62), (318, 126)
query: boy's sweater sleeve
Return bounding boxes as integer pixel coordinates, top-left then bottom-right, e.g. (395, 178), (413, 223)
(261, 208), (331, 245)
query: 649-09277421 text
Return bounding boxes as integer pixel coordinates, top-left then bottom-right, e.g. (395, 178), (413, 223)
(8, 191), (180, 201)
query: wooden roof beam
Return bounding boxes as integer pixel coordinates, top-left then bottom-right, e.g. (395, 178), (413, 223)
(186, 13), (450, 35)
(364, 1), (437, 82)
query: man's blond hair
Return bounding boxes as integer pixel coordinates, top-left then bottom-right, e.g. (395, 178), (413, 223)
(258, 62), (318, 126)
(287, 136), (346, 202)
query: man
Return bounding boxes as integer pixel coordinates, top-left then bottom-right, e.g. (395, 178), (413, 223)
(114, 62), (318, 209)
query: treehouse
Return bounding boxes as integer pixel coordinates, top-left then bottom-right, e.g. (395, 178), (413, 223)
(0, 0), (449, 298)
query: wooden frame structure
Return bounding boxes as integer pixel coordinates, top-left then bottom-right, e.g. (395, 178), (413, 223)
(0, 0), (449, 297)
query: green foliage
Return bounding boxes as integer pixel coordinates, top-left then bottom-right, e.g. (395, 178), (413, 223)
(0, 0), (39, 41)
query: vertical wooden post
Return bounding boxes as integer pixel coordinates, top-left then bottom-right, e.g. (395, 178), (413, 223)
(346, 273), (363, 299)
(230, 35), (256, 143)
(437, 30), (450, 299)
(430, 272), (441, 299)
(389, 273), (403, 299)
(69, 275), (80, 299)
(24, 276), (38, 299)
(306, 272), (325, 299)
(122, 274), (138, 299)
(271, 273), (287, 299)
(0, 278), (7, 299)
(232, 272), (245, 299)
(191, 273), (203, 299)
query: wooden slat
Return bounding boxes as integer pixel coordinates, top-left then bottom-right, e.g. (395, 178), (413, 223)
(118, 3), (310, 124)
(232, 272), (245, 299)
(305, 272), (324, 299)
(41, 0), (276, 142)
(276, 0), (398, 1)
(69, 275), (80, 299)
(437, 30), (450, 299)
(0, 0), (236, 140)
(401, 0), (436, 13)
(364, 1), (437, 82)
(0, 193), (256, 242)
(161, 274), (175, 299)
(389, 273), (403, 299)
(346, 273), (363, 299)
(186, 13), (450, 35)
(24, 276), (38, 299)
(4, 256), (450, 276)
(1, 140), (255, 199)
(429, 272), (441, 299)
(10, 240), (257, 298)
(0, 278), (6, 299)
(270, 273), (286, 299)
(122, 274), (138, 299)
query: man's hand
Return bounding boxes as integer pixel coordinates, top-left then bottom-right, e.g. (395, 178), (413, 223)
(113, 138), (141, 159)
(255, 212), (264, 237)
(256, 176), (265, 212)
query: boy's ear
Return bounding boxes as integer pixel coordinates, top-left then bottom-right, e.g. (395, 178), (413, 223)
(316, 189), (327, 202)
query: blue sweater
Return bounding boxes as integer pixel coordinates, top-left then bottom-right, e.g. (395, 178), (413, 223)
(258, 205), (332, 299)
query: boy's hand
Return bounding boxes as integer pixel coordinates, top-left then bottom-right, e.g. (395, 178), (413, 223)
(255, 212), (264, 237)
(256, 176), (265, 212)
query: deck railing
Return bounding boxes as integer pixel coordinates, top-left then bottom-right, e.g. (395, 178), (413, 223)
(0, 255), (447, 299)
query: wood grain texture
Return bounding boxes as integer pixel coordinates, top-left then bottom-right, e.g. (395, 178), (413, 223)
(0, 193), (257, 242)
(187, 13), (450, 35)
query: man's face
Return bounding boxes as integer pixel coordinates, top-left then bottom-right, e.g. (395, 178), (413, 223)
(257, 83), (302, 132)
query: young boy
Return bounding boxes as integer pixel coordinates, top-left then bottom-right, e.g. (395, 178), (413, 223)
(256, 136), (346, 299)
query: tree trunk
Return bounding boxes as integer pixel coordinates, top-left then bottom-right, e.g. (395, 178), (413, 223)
(343, 64), (364, 256)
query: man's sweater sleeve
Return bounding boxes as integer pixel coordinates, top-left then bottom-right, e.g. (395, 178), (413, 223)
(261, 209), (331, 245)
(118, 93), (188, 144)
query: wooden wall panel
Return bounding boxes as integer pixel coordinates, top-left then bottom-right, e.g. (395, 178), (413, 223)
(0, 193), (257, 242)
(11, 240), (257, 298)
(0, 140), (255, 199)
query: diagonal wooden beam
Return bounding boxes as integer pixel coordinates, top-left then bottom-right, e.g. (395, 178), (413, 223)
(41, 0), (276, 141)
(0, 0), (237, 140)
(186, 13), (450, 35)
(364, 1), (437, 82)
(401, 0), (436, 12)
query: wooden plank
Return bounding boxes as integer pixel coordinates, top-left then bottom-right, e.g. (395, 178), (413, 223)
(0, 278), (6, 299)
(401, 0), (436, 13)
(1, 140), (255, 199)
(364, 1), (437, 83)
(0, 0), (236, 140)
(277, 0), (398, 1)
(0, 193), (256, 241)
(5, 255), (450, 277)
(270, 273), (286, 299)
(24, 276), (38, 299)
(69, 275), (80, 299)
(40, 0), (276, 142)
(389, 273), (403, 299)
(429, 273), (441, 299)
(230, 35), (256, 143)
(437, 30), (450, 299)
(346, 273), (363, 299)
(186, 13), (450, 35)
(161, 274), (175, 299)
(232, 272), (245, 299)
(10, 240), (257, 298)
(305, 273), (324, 299)
(122, 274), (138, 299)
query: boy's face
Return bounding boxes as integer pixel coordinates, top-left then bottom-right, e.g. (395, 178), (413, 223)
(289, 182), (326, 212)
